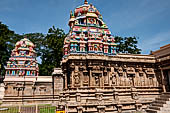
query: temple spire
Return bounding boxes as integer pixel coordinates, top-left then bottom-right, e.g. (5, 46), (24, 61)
(84, 0), (88, 4)
(70, 10), (73, 18)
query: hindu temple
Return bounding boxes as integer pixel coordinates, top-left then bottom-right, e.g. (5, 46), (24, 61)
(60, 0), (170, 113)
(3, 38), (63, 105)
(1, 0), (170, 113)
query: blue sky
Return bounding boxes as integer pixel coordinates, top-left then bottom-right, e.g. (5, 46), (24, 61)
(0, 0), (170, 54)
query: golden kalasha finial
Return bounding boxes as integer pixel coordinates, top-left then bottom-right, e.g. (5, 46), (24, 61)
(70, 10), (73, 18)
(84, 0), (88, 4)
(70, 10), (74, 18)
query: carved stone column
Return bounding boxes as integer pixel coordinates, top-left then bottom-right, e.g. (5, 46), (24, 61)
(160, 67), (166, 92)
(89, 69), (93, 86)
(71, 71), (74, 88)
(64, 74), (67, 89)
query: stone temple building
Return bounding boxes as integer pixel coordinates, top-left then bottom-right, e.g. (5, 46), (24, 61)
(3, 38), (63, 105)
(2, 0), (170, 113)
(60, 0), (170, 113)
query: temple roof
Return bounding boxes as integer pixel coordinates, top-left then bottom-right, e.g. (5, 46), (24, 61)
(74, 1), (101, 18)
(15, 37), (35, 48)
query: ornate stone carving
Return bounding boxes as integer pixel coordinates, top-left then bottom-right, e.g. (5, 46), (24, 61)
(95, 75), (100, 86)
(111, 74), (117, 86)
(117, 67), (123, 76)
(74, 73), (80, 86)
(126, 67), (135, 75)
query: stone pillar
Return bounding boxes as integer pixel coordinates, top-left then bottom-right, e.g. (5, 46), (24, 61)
(80, 72), (83, 87)
(71, 71), (74, 88)
(124, 72), (128, 86)
(53, 72), (64, 95)
(64, 74), (67, 89)
(161, 68), (166, 92)
(135, 72), (140, 86)
(90, 69), (93, 86)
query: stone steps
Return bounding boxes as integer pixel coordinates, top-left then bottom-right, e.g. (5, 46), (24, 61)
(146, 92), (170, 113)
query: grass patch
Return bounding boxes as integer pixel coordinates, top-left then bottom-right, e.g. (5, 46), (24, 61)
(0, 104), (56, 113)
(39, 106), (56, 113)
(0, 107), (19, 113)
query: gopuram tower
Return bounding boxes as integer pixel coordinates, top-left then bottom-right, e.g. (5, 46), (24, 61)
(63, 0), (116, 56)
(5, 37), (39, 76)
(61, 0), (162, 112)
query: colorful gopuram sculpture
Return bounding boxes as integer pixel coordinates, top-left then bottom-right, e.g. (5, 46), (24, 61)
(63, 0), (116, 56)
(5, 37), (39, 76)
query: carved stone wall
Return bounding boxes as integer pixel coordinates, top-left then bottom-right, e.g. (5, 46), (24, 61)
(61, 54), (162, 112)
(2, 76), (64, 104)
(62, 55), (159, 89)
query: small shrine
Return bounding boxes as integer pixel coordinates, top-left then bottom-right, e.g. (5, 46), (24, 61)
(63, 0), (116, 56)
(5, 37), (39, 76)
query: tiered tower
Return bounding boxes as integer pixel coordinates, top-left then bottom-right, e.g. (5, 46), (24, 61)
(63, 0), (116, 57)
(5, 37), (39, 76)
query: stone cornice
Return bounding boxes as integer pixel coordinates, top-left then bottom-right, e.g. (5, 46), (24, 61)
(62, 54), (156, 64)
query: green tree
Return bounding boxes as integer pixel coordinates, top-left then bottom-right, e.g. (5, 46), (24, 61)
(0, 22), (15, 76)
(115, 36), (141, 54)
(40, 26), (66, 76)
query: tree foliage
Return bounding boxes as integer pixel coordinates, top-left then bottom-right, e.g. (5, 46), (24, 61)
(0, 22), (15, 75)
(40, 26), (66, 76)
(115, 36), (141, 54)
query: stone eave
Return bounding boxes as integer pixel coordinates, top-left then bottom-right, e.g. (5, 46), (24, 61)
(62, 54), (156, 64)
(4, 76), (52, 83)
